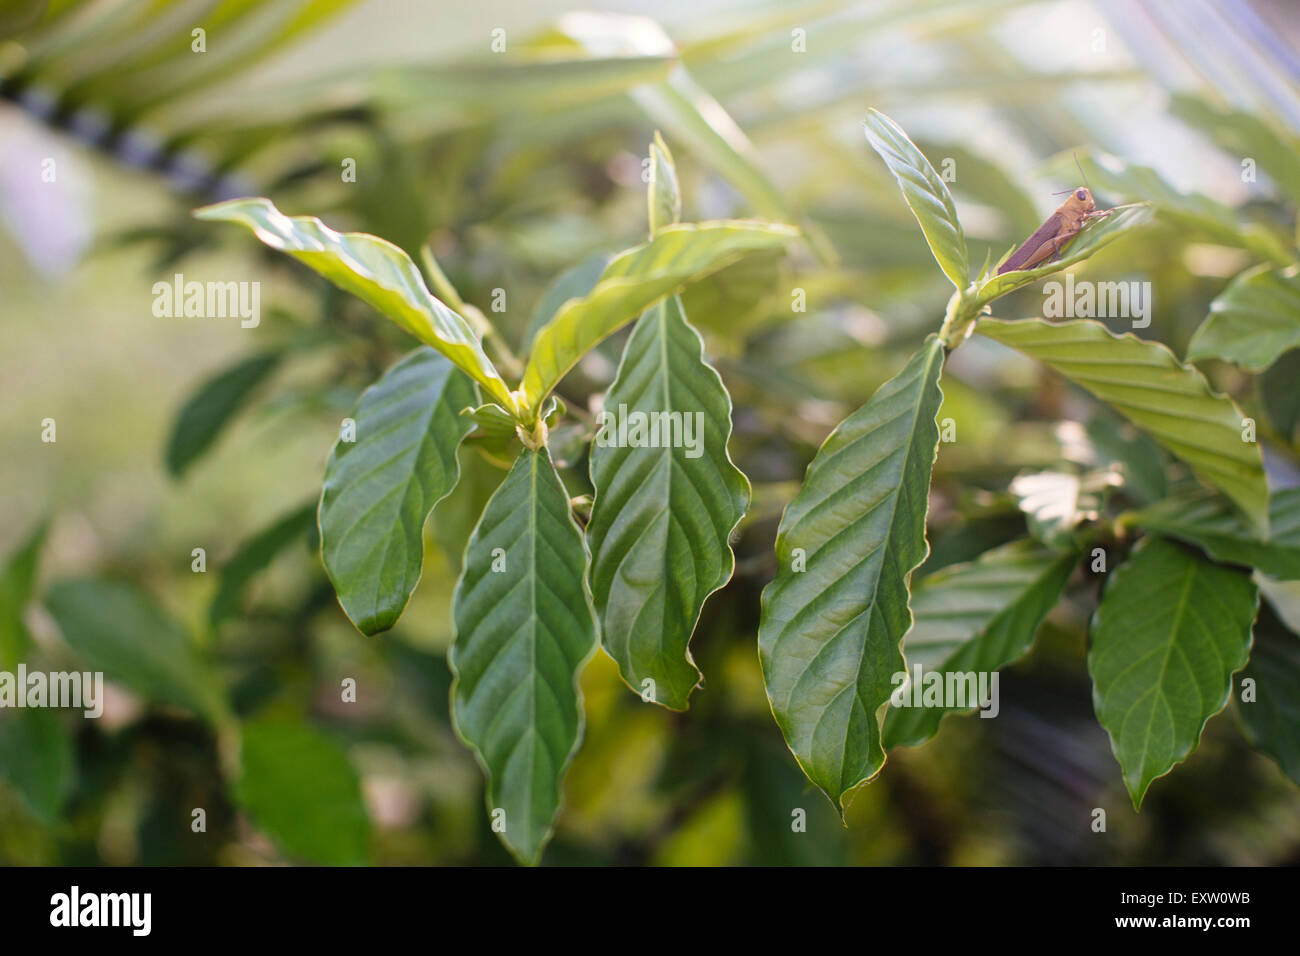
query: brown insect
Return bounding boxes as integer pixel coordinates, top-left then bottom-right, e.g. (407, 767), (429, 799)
(996, 186), (1111, 275)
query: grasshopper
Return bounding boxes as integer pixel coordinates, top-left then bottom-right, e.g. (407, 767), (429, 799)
(996, 186), (1111, 275)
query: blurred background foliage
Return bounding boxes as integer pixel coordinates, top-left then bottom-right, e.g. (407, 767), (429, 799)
(2, 0), (1299, 865)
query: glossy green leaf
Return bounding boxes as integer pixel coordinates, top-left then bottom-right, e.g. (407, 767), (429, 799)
(45, 579), (228, 723)
(166, 350), (281, 478)
(193, 197), (514, 409)
(210, 501), (316, 625)
(1088, 536), (1258, 808)
(759, 336), (945, 809)
(520, 219), (798, 418)
(863, 109), (968, 290)
(978, 317), (1268, 535)
(1237, 607), (1300, 785)
(0, 707), (74, 825)
(1132, 488), (1300, 581)
(885, 540), (1078, 749)
(320, 348), (476, 635)
(588, 296), (749, 710)
(973, 203), (1155, 306)
(1187, 264), (1300, 373)
(0, 519), (47, 671)
(236, 717), (369, 865)
(450, 447), (598, 864)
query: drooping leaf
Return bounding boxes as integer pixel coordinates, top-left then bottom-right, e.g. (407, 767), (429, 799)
(863, 108), (968, 290)
(236, 717), (370, 865)
(320, 347), (476, 635)
(45, 578), (228, 723)
(885, 540), (1078, 749)
(166, 350), (281, 478)
(193, 197), (514, 409)
(0, 519), (47, 670)
(1088, 536), (1259, 808)
(1187, 264), (1300, 373)
(972, 203), (1155, 306)
(1132, 488), (1300, 581)
(1237, 607), (1300, 785)
(449, 447), (598, 864)
(520, 219), (798, 418)
(978, 317), (1268, 535)
(210, 501), (317, 625)
(0, 707), (74, 825)
(588, 296), (749, 710)
(759, 336), (945, 810)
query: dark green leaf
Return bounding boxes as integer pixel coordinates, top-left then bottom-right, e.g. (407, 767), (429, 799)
(759, 336), (945, 809)
(1188, 264), (1300, 373)
(166, 351), (281, 478)
(210, 501), (317, 625)
(320, 348), (476, 635)
(1237, 607), (1300, 785)
(1132, 488), (1300, 580)
(0, 520), (47, 671)
(0, 707), (74, 825)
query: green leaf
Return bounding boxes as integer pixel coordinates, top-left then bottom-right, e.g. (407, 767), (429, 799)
(885, 540), (1078, 749)
(1056, 153), (1291, 265)
(759, 336), (945, 809)
(1237, 607), (1300, 785)
(0, 519), (47, 671)
(1170, 93), (1300, 207)
(1132, 488), (1300, 581)
(520, 252), (613, 351)
(449, 447), (598, 864)
(0, 707), (74, 825)
(863, 109), (968, 290)
(210, 501), (317, 626)
(978, 317), (1268, 535)
(193, 197), (514, 409)
(648, 131), (680, 236)
(1088, 536), (1259, 808)
(320, 348), (477, 636)
(45, 579), (228, 723)
(1085, 411), (1167, 504)
(520, 219), (798, 418)
(166, 350), (281, 478)
(588, 296), (749, 710)
(1187, 264), (1300, 373)
(236, 717), (369, 865)
(972, 203), (1155, 307)
(1260, 347), (1300, 442)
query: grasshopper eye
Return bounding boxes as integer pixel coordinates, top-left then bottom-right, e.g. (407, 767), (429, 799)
(1076, 189), (1088, 201)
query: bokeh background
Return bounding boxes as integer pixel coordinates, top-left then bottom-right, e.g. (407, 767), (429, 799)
(2, 0), (1299, 865)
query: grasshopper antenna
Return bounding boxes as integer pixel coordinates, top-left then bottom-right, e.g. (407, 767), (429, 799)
(1074, 151), (1091, 191)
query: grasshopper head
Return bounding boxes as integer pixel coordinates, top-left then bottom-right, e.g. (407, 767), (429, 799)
(1066, 187), (1096, 213)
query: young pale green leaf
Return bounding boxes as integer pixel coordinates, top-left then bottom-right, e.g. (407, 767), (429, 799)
(885, 540), (1078, 749)
(588, 296), (749, 710)
(1089, 536), (1259, 808)
(45, 578), (228, 723)
(759, 336), (945, 810)
(1187, 264), (1300, 373)
(1054, 153), (1291, 265)
(1237, 608), (1300, 785)
(166, 350), (281, 478)
(320, 348), (476, 636)
(0, 707), (74, 825)
(450, 447), (598, 865)
(210, 500), (316, 625)
(0, 519), (47, 671)
(1132, 488), (1300, 581)
(863, 109), (968, 291)
(648, 131), (680, 236)
(973, 203), (1155, 306)
(236, 717), (370, 865)
(978, 317), (1268, 536)
(193, 197), (514, 409)
(520, 219), (798, 418)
